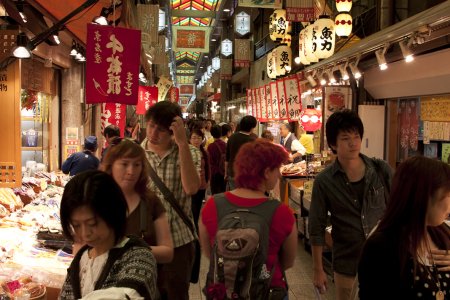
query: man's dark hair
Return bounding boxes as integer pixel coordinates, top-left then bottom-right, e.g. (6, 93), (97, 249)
(326, 109), (364, 154)
(210, 125), (222, 139)
(103, 125), (120, 138)
(144, 101), (182, 132)
(280, 122), (292, 132)
(221, 124), (232, 137)
(239, 115), (257, 132)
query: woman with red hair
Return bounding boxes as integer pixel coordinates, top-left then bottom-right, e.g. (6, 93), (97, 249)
(199, 138), (298, 299)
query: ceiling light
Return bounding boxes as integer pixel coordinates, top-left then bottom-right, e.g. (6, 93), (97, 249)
(12, 33), (31, 58)
(399, 39), (414, 63)
(306, 74), (317, 87)
(52, 34), (61, 45)
(223, 8), (230, 12)
(294, 57), (301, 64)
(17, 0), (27, 23)
(211, 38), (216, 41)
(375, 47), (388, 70)
(70, 40), (78, 56)
(349, 62), (361, 79)
(338, 63), (350, 80)
(318, 72), (327, 85)
(327, 69), (336, 83)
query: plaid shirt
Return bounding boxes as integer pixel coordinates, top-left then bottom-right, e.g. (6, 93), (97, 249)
(141, 138), (201, 247)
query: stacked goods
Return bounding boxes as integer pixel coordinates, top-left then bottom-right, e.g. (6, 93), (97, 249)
(0, 276), (46, 299)
(0, 188), (24, 217)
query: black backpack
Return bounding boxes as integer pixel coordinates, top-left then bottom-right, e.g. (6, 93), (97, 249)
(204, 193), (280, 300)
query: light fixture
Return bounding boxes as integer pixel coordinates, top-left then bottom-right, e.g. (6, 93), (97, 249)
(338, 62), (350, 80)
(52, 33), (61, 45)
(335, 13), (352, 38)
(306, 72), (317, 87)
(93, 7), (110, 25)
(294, 56), (301, 64)
(375, 46), (388, 70)
(327, 69), (337, 83)
(336, 0), (352, 12)
(313, 15), (336, 60)
(211, 38), (217, 42)
(70, 40), (78, 56)
(12, 33), (32, 58)
(349, 55), (362, 79)
(318, 71), (327, 85)
(399, 39), (414, 63)
(17, 0), (27, 23)
(223, 8), (230, 12)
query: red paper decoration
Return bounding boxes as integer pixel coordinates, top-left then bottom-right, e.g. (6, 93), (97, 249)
(300, 108), (322, 132)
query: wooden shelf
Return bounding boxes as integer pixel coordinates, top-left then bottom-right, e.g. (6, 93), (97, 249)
(22, 147), (43, 151)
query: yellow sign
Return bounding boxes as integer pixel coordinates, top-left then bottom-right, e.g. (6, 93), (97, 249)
(64, 145), (80, 160)
(421, 96), (450, 122)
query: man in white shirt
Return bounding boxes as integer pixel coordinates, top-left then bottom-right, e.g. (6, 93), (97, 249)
(279, 122), (306, 163)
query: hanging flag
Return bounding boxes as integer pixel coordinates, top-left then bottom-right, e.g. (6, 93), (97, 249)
(277, 79), (288, 120)
(234, 39), (251, 68)
(137, 4), (159, 46)
(246, 89), (253, 117)
(286, 0), (316, 22)
(136, 86), (158, 115)
(86, 24), (141, 104)
(153, 35), (166, 64)
(259, 86), (267, 122)
(220, 59), (233, 80)
(157, 76), (173, 101)
(284, 76), (302, 121)
(270, 81), (280, 120)
(101, 102), (126, 136)
(172, 26), (211, 53)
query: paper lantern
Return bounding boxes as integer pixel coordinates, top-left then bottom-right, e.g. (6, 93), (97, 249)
(272, 9), (288, 40)
(269, 12), (276, 41)
(274, 45), (292, 76)
(298, 29), (310, 66)
(300, 108), (322, 132)
(212, 56), (220, 70)
(335, 13), (352, 38)
(336, 0), (352, 12)
(282, 33), (292, 47)
(303, 24), (318, 63)
(266, 50), (277, 79)
(221, 39), (233, 56)
(313, 15), (335, 60)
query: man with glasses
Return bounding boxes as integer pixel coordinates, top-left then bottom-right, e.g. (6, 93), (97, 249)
(141, 101), (201, 300)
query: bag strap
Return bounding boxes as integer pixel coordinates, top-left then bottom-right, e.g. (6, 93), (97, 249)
(147, 162), (196, 235)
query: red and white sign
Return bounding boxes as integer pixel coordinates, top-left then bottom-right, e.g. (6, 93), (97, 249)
(86, 24), (141, 105)
(246, 89), (253, 117)
(169, 87), (179, 103)
(101, 102), (126, 136)
(265, 84), (273, 120)
(284, 76), (302, 121)
(259, 86), (267, 122)
(137, 86), (158, 115)
(270, 81), (280, 120)
(277, 79), (288, 120)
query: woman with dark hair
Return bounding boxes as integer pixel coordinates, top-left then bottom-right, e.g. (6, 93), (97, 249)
(199, 139), (297, 298)
(100, 137), (173, 264)
(59, 170), (158, 299)
(358, 156), (450, 299)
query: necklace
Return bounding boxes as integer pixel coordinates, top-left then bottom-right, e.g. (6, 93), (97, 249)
(423, 237), (445, 300)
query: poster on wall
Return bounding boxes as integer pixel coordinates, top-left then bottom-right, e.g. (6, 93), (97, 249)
(270, 81), (280, 120)
(86, 24), (141, 105)
(277, 79), (288, 120)
(265, 84), (273, 120)
(65, 127), (79, 144)
(64, 145), (80, 160)
(421, 95), (450, 122)
(284, 76), (302, 121)
(323, 86), (352, 121)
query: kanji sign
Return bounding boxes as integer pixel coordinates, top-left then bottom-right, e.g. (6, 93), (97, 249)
(137, 86), (158, 115)
(101, 102), (126, 136)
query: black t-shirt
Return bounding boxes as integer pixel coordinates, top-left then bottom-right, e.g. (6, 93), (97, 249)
(225, 132), (256, 177)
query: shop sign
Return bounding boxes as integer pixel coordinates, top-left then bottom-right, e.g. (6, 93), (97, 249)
(154, 35), (166, 64)
(259, 86), (267, 122)
(251, 88), (258, 119)
(234, 39), (251, 68)
(277, 79), (288, 120)
(221, 39), (233, 57)
(270, 81), (280, 120)
(137, 4), (159, 46)
(179, 84), (195, 95)
(65, 127), (79, 144)
(238, 0), (282, 9)
(86, 24), (141, 105)
(0, 28), (18, 63)
(286, 5), (315, 22)
(136, 86), (158, 115)
(265, 84), (273, 120)
(246, 89), (253, 117)
(169, 86), (179, 103)
(212, 56), (221, 70)
(235, 11), (251, 36)
(156, 75), (173, 101)
(101, 102), (126, 136)
(173, 26), (210, 53)
(284, 76), (302, 121)
(313, 16), (335, 60)
(64, 145), (80, 160)
(220, 59), (233, 80)
(159, 9), (166, 32)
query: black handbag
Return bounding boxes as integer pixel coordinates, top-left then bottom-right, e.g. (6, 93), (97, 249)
(147, 163), (201, 283)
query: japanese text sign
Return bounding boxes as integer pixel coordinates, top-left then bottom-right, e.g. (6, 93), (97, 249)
(101, 102), (126, 136)
(137, 86), (158, 115)
(284, 76), (302, 121)
(277, 79), (288, 120)
(270, 81), (280, 120)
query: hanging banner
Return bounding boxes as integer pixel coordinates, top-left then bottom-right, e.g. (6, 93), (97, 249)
(234, 39), (251, 68)
(86, 24), (140, 105)
(238, 0), (282, 9)
(172, 26), (211, 53)
(251, 88), (258, 119)
(255, 88), (262, 121)
(277, 79), (288, 120)
(157, 75), (173, 101)
(286, 0), (316, 22)
(265, 84), (273, 120)
(259, 86), (267, 122)
(246, 89), (253, 117)
(137, 86), (158, 115)
(169, 86), (179, 103)
(101, 102), (126, 136)
(154, 35), (166, 64)
(270, 81), (280, 120)
(284, 76), (302, 121)
(0, 28), (18, 63)
(137, 4), (159, 47)
(220, 59), (233, 80)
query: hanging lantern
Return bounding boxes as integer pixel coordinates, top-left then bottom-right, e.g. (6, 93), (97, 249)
(298, 29), (310, 66)
(273, 9), (288, 40)
(282, 33), (292, 47)
(212, 56), (220, 70)
(336, 0), (352, 12)
(274, 45), (292, 76)
(221, 39), (233, 56)
(303, 24), (318, 63)
(266, 50), (277, 79)
(335, 13), (352, 38)
(300, 108), (322, 132)
(313, 15), (335, 60)
(269, 12), (277, 41)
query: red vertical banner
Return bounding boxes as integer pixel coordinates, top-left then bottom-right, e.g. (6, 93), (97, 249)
(265, 84), (272, 120)
(246, 89), (253, 117)
(255, 88), (261, 121)
(136, 86), (158, 115)
(169, 86), (179, 103)
(284, 76), (302, 121)
(259, 86), (267, 122)
(277, 79), (288, 120)
(86, 24), (141, 104)
(270, 81), (280, 120)
(252, 89), (258, 119)
(101, 102), (127, 136)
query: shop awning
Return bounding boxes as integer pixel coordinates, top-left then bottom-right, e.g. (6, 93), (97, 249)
(207, 93), (221, 102)
(364, 48), (450, 99)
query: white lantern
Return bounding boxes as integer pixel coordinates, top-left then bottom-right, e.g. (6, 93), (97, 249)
(221, 39), (233, 56)
(266, 50), (277, 79)
(272, 9), (288, 40)
(336, 0), (352, 12)
(335, 13), (352, 38)
(235, 11), (251, 36)
(207, 65), (213, 76)
(269, 12), (277, 41)
(274, 45), (292, 76)
(212, 56), (220, 70)
(303, 24), (318, 63)
(313, 15), (335, 60)
(298, 29), (310, 66)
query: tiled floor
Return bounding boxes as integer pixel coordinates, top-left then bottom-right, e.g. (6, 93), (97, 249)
(189, 237), (336, 299)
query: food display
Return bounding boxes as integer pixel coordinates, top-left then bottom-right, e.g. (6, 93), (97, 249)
(281, 161), (307, 176)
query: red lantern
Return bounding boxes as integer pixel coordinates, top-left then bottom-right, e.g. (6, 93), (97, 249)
(300, 108), (322, 132)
